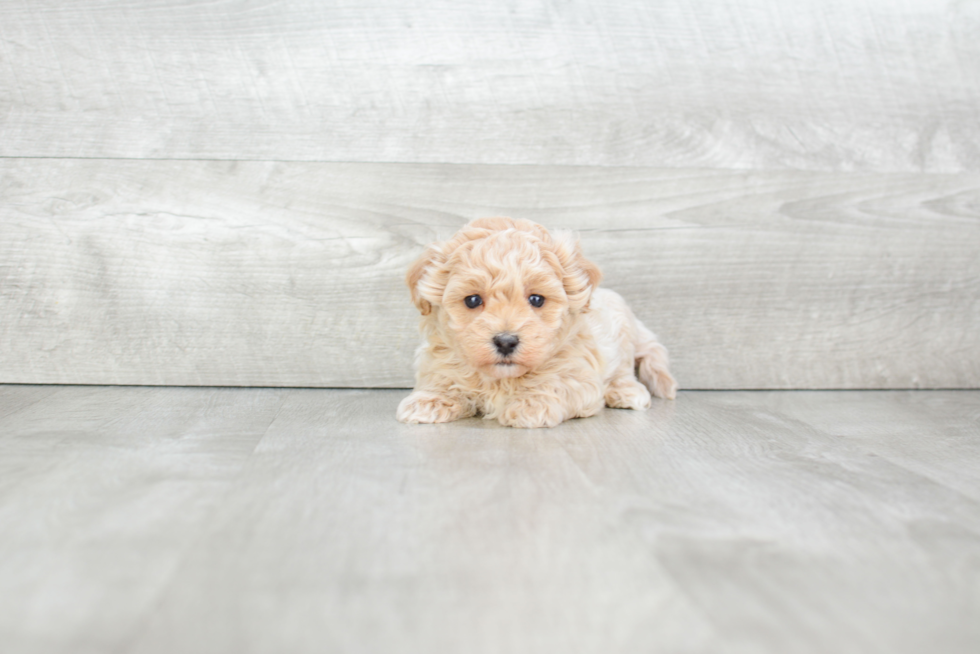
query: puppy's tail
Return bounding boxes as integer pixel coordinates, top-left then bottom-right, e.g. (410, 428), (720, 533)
(634, 319), (678, 400)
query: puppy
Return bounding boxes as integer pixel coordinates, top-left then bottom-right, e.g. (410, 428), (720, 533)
(397, 218), (676, 428)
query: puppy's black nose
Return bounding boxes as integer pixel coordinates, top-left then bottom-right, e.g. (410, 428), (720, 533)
(492, 333), (520, 356)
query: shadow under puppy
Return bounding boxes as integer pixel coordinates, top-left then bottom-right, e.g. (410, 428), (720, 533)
(397, 217), (676, 428)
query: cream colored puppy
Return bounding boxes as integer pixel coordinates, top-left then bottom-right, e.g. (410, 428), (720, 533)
(397, 218), (677, 428)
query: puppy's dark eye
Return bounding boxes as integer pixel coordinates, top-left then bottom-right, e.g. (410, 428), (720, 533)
(528, 294), (545, 308)
(464, 294), (483, 309)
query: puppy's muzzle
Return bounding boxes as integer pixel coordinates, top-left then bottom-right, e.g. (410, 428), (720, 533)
(492, 332), (520, 357)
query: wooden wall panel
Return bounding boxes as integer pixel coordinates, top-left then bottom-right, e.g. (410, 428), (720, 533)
(0, 0), (978, 171)
(2, 159), (977, 389)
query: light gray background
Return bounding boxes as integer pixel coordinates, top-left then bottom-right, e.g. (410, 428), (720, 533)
(2, 0), (978, 388)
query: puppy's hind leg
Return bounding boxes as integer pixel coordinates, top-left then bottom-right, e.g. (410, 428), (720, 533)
(602, 333), (652, 410)
(634, 320), (677, 400)
(604, 376), (652, 410)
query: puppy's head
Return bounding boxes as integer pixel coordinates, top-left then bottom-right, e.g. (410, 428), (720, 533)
(407, 217), (601, 379)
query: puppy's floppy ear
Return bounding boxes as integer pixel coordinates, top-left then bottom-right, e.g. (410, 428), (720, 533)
(406, 245), (439, 315)
(407, 225), (480, 315)
(548, 231), (602, 312)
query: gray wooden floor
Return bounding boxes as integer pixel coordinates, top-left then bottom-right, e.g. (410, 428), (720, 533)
(1, 385), (978, 654)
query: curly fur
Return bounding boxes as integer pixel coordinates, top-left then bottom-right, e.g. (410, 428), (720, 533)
(397, 217), (677, 428)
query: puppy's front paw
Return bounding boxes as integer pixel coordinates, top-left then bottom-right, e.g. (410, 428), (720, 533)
(605, 379), (652, 410)
(397, 392), (466, 424)
(498, 397), (566, 429)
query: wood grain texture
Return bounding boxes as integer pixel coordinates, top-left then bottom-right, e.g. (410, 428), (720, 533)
(1, 0), (978, 171)
(0, 385), (286, 654)
(1, 386), (978, 653)
(0, 384), (60, 421)
(2, 158), (978, 389)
